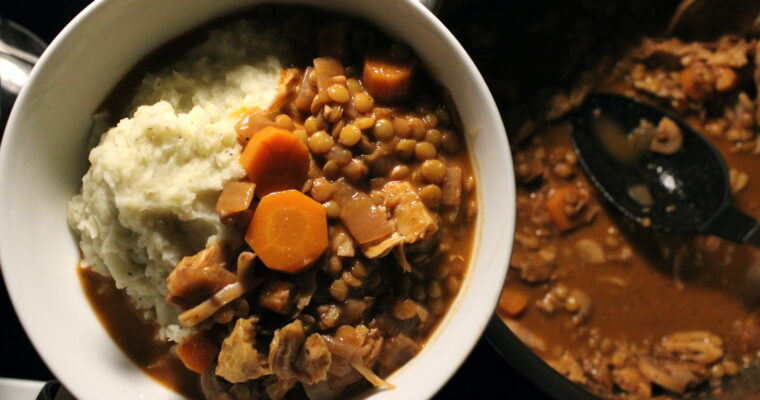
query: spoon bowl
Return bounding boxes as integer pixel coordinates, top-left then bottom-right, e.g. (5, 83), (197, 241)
(570, 92), (760, 247)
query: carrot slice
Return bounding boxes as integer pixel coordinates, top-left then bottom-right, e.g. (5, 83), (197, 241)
(246, 190), (328, 274)
(363, 51), (415, 103)
(498, 287), (530, 317)
(545, 186), (580, 233)
(239, 127), (310, 198)
(176, 330), (219, 374)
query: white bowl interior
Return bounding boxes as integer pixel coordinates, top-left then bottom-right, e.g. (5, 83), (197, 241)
(0, 0), (515, 399)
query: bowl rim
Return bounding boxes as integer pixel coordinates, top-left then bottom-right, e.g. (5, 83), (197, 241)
(0, 0), (515, 399)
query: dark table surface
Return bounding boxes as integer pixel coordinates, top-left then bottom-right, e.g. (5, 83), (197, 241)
(0, 1), (552, 399)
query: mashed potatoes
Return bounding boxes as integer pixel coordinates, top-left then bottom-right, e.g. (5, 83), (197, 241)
(68, 20), (291, 341)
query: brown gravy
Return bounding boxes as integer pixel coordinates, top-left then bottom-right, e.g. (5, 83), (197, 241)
(78, 267), (203, 399)
(504, 118), (760, 397)
(512, 122), (760, 353)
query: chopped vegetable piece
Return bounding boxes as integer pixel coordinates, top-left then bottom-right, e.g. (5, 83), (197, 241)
(363, 51), (415, 103)
(545, 186), (582, 232)
(352, 360), (394, 389)
(246, 190), (328, 274)
(176, 330), (220, 374)
(314, 57), (345, 103)
(268, 68), (301, 113)
(339, 192), (394, 245)
(715, 67), (738, 92)
(382, 181), (438, 243)
(294, 66), (317, 111)
(239, 127), (311, 198)
(216, 181), (256, 224)
(679, 64), (713, 101)
(258, 280), (295, 315)
(499, 288), (530, 317)
(236, 111), (276, 146)
(363, 233), (402, 259)
(166, 242), (236, 309)
(178, 282), (248, 327)
(442, 166), (463, 207)
(178, 251), (256, 329)
(574, 238), (606, 264)
(216, 317), (272, 383)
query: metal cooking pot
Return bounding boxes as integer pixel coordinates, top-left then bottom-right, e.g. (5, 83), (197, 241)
(436, 0), (760, 398)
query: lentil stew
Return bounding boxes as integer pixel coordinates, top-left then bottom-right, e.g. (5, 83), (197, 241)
(499, 22), (760, 400)
(78, 5), (478, 400)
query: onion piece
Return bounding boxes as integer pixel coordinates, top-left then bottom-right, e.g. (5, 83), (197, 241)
(179, 282), (247, 327)
(350, 360), (394, 389)
(237, 251), (256, 284)
(393, 244), (412, 273)
(294, 66), (317, 111)
(179, 253), (257, 327)
(339, 192), (393, 245)
(314, 57), (345, 103)
(292, 270), (317, 317)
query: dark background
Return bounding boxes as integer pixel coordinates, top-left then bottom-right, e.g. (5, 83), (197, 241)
(0, 1), (552, 399)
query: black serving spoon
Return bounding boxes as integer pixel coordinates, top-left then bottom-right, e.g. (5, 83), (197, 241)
(570, 92), (760, 248)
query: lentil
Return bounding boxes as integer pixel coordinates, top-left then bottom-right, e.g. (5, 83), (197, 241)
(304, 115), (320, 134)
(423, 112), (439, 129)
(425, 128), (443, 147)
(393, 299), (418, 320)
(389, 165), (411, 180)
(428, 280), (443, 299)
(373, 119), (394, 141)
(308, 131), (334, 155)
(274, 114), (294, 130)
(338, 124), (362, 146)
(419, 184), (442, 208)
(353, 92), (375, 113)
(327, 84), (350, 103)
(441, 131), (461, 154)
(323, 200), (341, 218)
(415, 141), (437, 161)
(354, 116), (375, 130)
(420, 159), (447, 183)
(322, 160), (340, 179)
(395, 139), (417, 159)
(310, 178), (334, 202)
(409, 117), (426, 140)
(341, 159), (368, 182)
(330, 279), (348, 301)
(393, 117), (412, 138)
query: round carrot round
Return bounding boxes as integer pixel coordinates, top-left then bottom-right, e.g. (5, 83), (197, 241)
(246, 190), (328, 274)
(176, 330), (219, 374)
(239, 126), (311, 198)
(363, 51), (415, 103)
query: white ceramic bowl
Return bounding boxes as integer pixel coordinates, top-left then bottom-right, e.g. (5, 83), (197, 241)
(0, 0), (515, 399)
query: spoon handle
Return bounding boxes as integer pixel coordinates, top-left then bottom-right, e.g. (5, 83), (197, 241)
(706, 205), (760, 249)
(745, 226), (760, 249)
